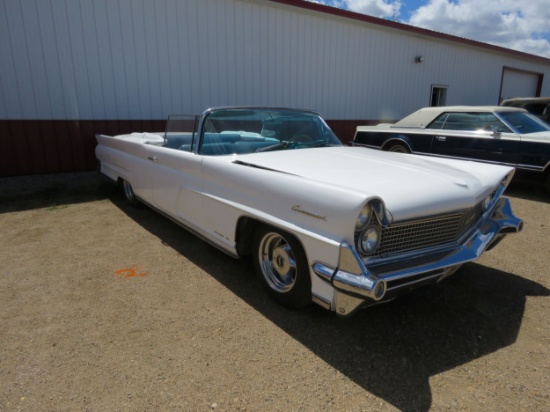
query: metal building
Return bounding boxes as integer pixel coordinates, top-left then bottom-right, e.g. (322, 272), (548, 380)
(2, 0), (550, 176)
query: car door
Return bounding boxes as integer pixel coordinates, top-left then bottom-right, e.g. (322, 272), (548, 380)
(145, 146), (204, 218)
(429, 112), (520, 166)
(144, 115), (206, 229)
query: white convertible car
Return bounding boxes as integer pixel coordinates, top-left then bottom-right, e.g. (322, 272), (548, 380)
(96, 107), (523, 317)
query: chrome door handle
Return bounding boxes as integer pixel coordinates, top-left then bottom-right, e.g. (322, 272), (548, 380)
(436, 136), (447, 142)
(148, 156), (158, 161)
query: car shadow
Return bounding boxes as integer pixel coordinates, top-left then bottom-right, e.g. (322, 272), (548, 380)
(113, 196), (549, 412)
(0, 172), (117, 213)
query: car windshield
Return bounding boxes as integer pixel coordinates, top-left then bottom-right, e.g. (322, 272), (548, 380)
(198, 109), (342, 155)
(497, 111), (550, 134)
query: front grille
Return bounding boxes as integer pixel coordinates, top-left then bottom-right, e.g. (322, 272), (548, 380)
(374, 204), (483, 258)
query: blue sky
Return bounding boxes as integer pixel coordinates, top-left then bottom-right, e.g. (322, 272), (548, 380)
(315, 0), (550, 58)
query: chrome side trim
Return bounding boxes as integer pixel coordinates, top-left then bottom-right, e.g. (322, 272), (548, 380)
(516, 163), (545, 172)
(135, 197), (240, 259)
(422, 152), (548, 173)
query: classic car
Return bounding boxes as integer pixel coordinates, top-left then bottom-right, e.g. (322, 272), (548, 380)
(352, 106), (550, 193)
(96, 107), (522, 317)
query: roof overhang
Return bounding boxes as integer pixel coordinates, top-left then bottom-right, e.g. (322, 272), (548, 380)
(265, 0), (550, 64)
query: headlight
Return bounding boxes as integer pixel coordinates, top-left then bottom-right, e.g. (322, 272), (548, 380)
(360, 225), (381, 254)
(355, 204), (372, 231)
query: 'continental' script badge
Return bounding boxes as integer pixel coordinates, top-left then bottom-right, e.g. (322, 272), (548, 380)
(292, 204), (327, 221)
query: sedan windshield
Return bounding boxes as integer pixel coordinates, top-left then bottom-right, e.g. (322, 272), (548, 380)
(198, 109), (342, 155)
(497, 111), (550, 134)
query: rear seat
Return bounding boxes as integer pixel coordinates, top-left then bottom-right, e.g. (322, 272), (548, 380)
(202, 142), (235, 155)
(164, 133), (194, 149)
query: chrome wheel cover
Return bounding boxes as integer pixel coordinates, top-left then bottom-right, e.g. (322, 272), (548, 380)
(258, 232), (297, 292)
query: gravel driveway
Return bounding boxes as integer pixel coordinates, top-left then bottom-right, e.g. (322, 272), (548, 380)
(0, 172), (548, 411)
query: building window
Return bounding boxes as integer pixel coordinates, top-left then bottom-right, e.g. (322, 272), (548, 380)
(431, 85), (448, 106)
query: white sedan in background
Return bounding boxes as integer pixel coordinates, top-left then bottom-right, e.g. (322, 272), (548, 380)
(96, 107), (522, 317)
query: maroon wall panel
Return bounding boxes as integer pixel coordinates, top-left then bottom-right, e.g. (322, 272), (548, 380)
(0, 121), (17, 175)
(0, 120), (163, 177)
(327, 119), (381, 144)
(0, 119), (374, 177)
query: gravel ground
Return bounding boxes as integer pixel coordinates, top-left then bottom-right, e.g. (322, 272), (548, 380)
(0, 172), (548, 411)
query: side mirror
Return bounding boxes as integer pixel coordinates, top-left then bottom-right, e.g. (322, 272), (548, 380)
(486, 125), (502, 138)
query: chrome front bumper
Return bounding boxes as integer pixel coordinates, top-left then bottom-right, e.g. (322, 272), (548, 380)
(313, 197), (523, 317)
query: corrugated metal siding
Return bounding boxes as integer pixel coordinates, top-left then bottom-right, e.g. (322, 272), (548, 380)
(3, 0), (550, 121)
(1, 0), (550, 176)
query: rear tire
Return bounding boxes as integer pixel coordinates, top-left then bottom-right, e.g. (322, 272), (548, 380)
(387, 143), (410, 153)
(122, 179), (141, 206)
(253, 225), (311, 309)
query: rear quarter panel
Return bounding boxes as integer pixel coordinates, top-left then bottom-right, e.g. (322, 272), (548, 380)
(353, 129), (434, 153)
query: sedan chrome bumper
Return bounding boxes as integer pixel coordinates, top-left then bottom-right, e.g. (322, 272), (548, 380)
(313, 197), (523, 317)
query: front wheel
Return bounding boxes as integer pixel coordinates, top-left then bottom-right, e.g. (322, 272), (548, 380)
(253, 225), (311, 309)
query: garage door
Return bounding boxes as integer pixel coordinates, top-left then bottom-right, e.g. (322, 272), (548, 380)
(500, 68), (542, 101)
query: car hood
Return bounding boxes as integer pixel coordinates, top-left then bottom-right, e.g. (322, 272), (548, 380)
(235, 147), (511, 221)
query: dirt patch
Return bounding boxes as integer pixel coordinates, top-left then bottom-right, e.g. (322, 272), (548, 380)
(0, 173), (549, 411)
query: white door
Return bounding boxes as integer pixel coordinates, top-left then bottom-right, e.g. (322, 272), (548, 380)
(144, 145), (205, 226)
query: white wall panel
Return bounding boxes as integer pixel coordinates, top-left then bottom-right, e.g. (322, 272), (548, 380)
(5, 0), (39, 118)
(0, 1), (19, 118)
(1, 0), (550, 120)
(64, 1), (93, 119)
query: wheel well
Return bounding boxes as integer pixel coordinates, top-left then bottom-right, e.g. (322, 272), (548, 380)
(235, 217), (259, 257)
(235, 217), (307, 259)
(381, 137), (411, 152)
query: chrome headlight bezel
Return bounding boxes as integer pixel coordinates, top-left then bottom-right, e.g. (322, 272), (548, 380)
(482, 194), (493, 211)
(355, 200), (386, 258)
(360, 225), (381, 254)
(355, 204), (372, 231)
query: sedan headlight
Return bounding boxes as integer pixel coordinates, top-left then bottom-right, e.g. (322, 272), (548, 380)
(355, 204), (372, 231)
(360, 225), (381, 254)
